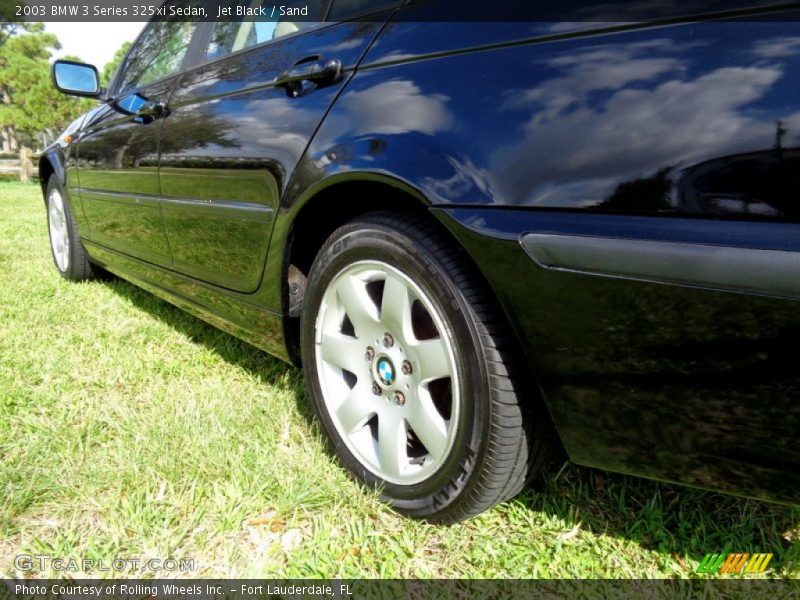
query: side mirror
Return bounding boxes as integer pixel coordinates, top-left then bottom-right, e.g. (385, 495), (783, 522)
(52, 60), (101, 98)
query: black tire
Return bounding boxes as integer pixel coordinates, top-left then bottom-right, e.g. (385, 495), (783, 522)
(300, 211), (553, 523)
(45, 175), (97, 281)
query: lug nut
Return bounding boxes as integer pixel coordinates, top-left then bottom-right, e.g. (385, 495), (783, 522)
(393, 392), (405, 406)
(365, 346), (375, 361)
(383, 333), (394, 348)
(372, 383), (381, 396)
(401, 360), (412, 375)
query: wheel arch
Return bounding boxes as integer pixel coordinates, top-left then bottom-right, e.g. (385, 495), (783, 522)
(278, 172), (519, 376)
(38, 155), (55, 199)
(38, 148), (66, 199)
(279, 173), (435, 363)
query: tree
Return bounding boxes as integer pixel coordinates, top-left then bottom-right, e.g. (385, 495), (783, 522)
(0, 0), (28, 49)
(101, 41), (131, 88)
(0, 27), (94, 151)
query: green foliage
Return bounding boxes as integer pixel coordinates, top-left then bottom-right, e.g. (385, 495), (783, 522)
(101, 40), (131, 88)
(0, 27), (94, 149)
(0, 0), (28, 48)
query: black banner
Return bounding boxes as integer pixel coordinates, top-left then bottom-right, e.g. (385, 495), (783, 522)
(2, 579), (800, 600)
(3, 0), (800, 23)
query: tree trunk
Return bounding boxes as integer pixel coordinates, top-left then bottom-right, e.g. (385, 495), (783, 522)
(1, 125), (17, 153)
(0, 84), (18, 152)
(114, 144), (129, 169)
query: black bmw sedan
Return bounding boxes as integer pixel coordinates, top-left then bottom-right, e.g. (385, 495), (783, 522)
(42, 0), (800, 522)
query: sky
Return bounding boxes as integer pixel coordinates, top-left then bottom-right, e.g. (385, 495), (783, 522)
(44, 22), (145, 68)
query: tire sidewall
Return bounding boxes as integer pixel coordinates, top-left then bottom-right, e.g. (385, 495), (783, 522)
(45, 176), (75, 278)
(301, 220), (493, 517)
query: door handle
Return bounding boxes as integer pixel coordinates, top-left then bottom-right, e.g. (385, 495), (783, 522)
(135, 100), (168, 119)
(276, 58), (343, 95)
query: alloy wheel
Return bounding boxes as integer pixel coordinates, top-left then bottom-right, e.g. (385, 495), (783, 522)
(314, 260), (459, 485)
(48, 188), (70, 272)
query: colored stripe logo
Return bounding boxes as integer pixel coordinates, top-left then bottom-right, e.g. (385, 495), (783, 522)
(696, 552), (773, 574)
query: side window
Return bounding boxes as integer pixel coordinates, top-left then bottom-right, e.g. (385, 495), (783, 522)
(205, 0), (328, 61)
(117, 21), (198, 94)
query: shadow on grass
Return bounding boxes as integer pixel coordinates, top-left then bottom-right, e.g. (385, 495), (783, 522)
(101, 276), (800, 573)
(523, 465), (799, 573)
(100, 276), (314, 427)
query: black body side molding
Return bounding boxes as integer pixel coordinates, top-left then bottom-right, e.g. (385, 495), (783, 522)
(521, 233), (800, 300)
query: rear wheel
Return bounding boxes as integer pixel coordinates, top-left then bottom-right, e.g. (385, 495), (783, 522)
(46, 176), (97, 281)
(300, 212), (552, 523)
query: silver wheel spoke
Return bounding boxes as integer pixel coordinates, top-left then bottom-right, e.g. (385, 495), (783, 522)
(378, 414), (407, 478)
(335, 275), (379, 337)
(335, 389), (375, 433)
(319, 332), (365, 374)
(407, 392), (448, 460)
(48, 190), (69, 271)
(381, 274), (413, 342)
(414, 338), (451, 382)
(316, 260), (459, 486)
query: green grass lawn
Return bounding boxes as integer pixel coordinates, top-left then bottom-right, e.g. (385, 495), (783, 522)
(1, 180), (798, 579)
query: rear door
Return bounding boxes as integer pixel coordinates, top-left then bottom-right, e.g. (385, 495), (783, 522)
(77, 18), (200, 267)
(157, 1), (389, 292)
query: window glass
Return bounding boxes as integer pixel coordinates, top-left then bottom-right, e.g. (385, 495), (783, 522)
(205, 0), (327, 61)
(118, 21), (198, 94)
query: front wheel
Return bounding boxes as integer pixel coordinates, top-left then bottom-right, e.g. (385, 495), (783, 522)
(45, 176), (97, 281)
(300, 212), (552, 523)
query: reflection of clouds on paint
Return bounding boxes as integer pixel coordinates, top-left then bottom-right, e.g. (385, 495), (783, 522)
(493, 38), (784, 206)
(338, 79), (453, 135)
(503, 39), (693, 115)
(317, 78), (453, 144)
(370, 51), (420, 64)
(422, 155), (497, 203)
(779, 112), (800, 145)
(315, 37), (369, 53)
(232, 98), (315, 158)
(173, 98), (316, 160)
(308, 76), (456, 187)
(521, 179), (625, 208)
(542, 22), (622, 34)
(753, 36), (800, 58)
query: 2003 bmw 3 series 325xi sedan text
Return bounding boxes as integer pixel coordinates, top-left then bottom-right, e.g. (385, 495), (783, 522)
(43, 0), (800, 522)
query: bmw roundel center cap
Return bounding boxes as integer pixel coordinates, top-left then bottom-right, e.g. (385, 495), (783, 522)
(376, 357), (395, 386)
